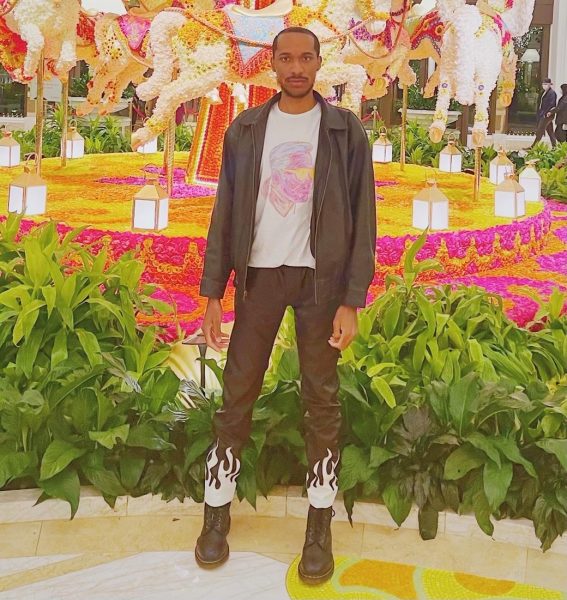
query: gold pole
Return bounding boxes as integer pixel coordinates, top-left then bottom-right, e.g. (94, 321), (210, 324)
(165, 115), (176, 196)
(400, 84), (408, 171)
(35, 52), (45, 176)
(61, 77), (69, 167)
(474, 146), (482, 202)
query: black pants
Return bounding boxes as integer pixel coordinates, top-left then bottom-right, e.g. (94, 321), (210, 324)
(204, 266), (342, 508)
(556, 124), (567, 144)
(533, 116), (557, 147)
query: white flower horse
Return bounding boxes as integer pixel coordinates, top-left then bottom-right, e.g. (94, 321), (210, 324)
(4, 0), (81, 80)
(429, 0), (535, 146)
(131, 0), (393, 149)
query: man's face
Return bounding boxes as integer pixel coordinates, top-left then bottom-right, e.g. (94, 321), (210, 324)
(543, 83), (551, 91)
(271, 32), (322, 99)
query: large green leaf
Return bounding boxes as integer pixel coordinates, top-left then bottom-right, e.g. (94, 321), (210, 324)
(466, 432), (501, 467)
(120, 454), (146, 490)
(40, 440), (87, 481)
(126, 423), (175, 451)
(24, 238), (51, 288)
(483, 460), (513, 511)
(12, 300), (45, 345)
(444, 445), (485, 480)
(338, 445), (372, 491)
(370, 376), (396, 408)
(76, 329), (102, 367)
(81, 464), (126, 497)
(16, 329), (43, 378)
(88, 425), (130, 450)
(51, 329), (68, 368)
(536, 439), (567, 470)
(0, 451), (34, 487)
(492, 437), (536, 478)
(448, 373), (479, 436)
(39, 468), (80, 518)
(382, 482), (412, 526)
(418, 505), (439, 540)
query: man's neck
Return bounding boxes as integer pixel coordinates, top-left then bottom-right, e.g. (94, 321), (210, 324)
(278, 91), (317, 115)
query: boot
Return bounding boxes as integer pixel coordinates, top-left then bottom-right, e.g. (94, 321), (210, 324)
(195, 502), (231, 568)
(298, 505), (335, 585)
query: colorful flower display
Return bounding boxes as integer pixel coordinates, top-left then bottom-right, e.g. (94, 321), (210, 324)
(3, 0), (81, 81)
(429, 0), (534, 146)
(1, 154), (565, 339)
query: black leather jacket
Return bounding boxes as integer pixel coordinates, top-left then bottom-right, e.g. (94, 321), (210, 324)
(537, 88), (557, 120)
(199, 91), (377, 308)
(553, 95), (567, 127)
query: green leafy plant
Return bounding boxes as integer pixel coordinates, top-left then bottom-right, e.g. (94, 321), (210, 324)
(13, 105), (132, 157)
(395, 84), (461, 112)
(157, 124), (194, 153)
(0, 215), (179, 514)
(69, 72), (92, 98)
(2, 226), (567, 551)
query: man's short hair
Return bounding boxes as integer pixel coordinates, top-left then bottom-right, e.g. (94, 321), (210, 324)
(272, 27), (321, 57)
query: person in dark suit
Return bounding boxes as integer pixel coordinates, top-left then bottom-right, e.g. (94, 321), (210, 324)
(532, 78), (558, 147)
(552, 83), (567, 144)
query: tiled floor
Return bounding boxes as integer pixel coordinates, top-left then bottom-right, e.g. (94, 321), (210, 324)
(0, 512), (565, 598)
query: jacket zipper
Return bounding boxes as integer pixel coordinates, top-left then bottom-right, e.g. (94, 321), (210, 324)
(243, 124), (257, 301)
(314, 128), (333, 305)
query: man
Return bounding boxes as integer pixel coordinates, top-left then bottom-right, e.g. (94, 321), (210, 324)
(195, 27), (376, 585)
(532, 77), (558, 148)
(552, 83), (567, 144)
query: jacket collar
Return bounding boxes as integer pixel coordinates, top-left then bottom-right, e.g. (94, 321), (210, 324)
(239, 90), (347, 130)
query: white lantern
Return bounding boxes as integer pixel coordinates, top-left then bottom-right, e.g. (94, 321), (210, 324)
(136, 137), (158, 154)
(489, 148), (514, 185)
(412, 179), (449, 230)
(8, 165), (47, 216)
(372, 128), (392, 164)
(438, 139), (462, 173)
(494, 173), (525, 218)
(519, 160), (541, 202)
(132, 176), (169, 231)
(0, 131), (20, 167)
(64, 126), (85, 159)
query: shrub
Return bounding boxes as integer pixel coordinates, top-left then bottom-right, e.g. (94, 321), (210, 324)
(0, 215), (180, 514)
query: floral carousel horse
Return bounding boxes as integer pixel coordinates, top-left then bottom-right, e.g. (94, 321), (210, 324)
(0, 9), (97, 83)
(76, 0), (210, 116)
(0, 0), (81, 81)
(344, 0), (417, 101)
(428, 0), (534, 146)
(130, 0), (394, 149)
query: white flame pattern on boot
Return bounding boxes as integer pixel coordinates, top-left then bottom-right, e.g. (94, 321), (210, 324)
(204, 441), (241, 507)
(306, 448), (339, 509)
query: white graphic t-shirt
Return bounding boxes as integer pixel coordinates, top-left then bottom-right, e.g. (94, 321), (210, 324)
(248, 102), (321, 269)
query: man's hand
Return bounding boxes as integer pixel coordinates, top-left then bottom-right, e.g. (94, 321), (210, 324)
(202, 298), (230, 352)
(328, 305), (358, 351)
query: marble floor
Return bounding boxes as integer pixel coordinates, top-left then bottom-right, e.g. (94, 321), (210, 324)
(0, 513), (566, 599)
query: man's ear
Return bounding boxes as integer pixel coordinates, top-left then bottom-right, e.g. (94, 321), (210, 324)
(317, 56), (322, 71)
(270, 55), (275, 72)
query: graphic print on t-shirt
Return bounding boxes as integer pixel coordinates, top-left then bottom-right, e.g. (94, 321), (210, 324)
(261, 141), (315, 217)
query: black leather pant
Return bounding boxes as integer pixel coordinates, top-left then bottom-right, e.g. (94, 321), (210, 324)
(204, 266), (342, 509)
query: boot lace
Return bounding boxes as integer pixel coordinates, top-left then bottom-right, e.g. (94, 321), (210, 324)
(204, 504), (229, 533)
(305, 507), (335, 546)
